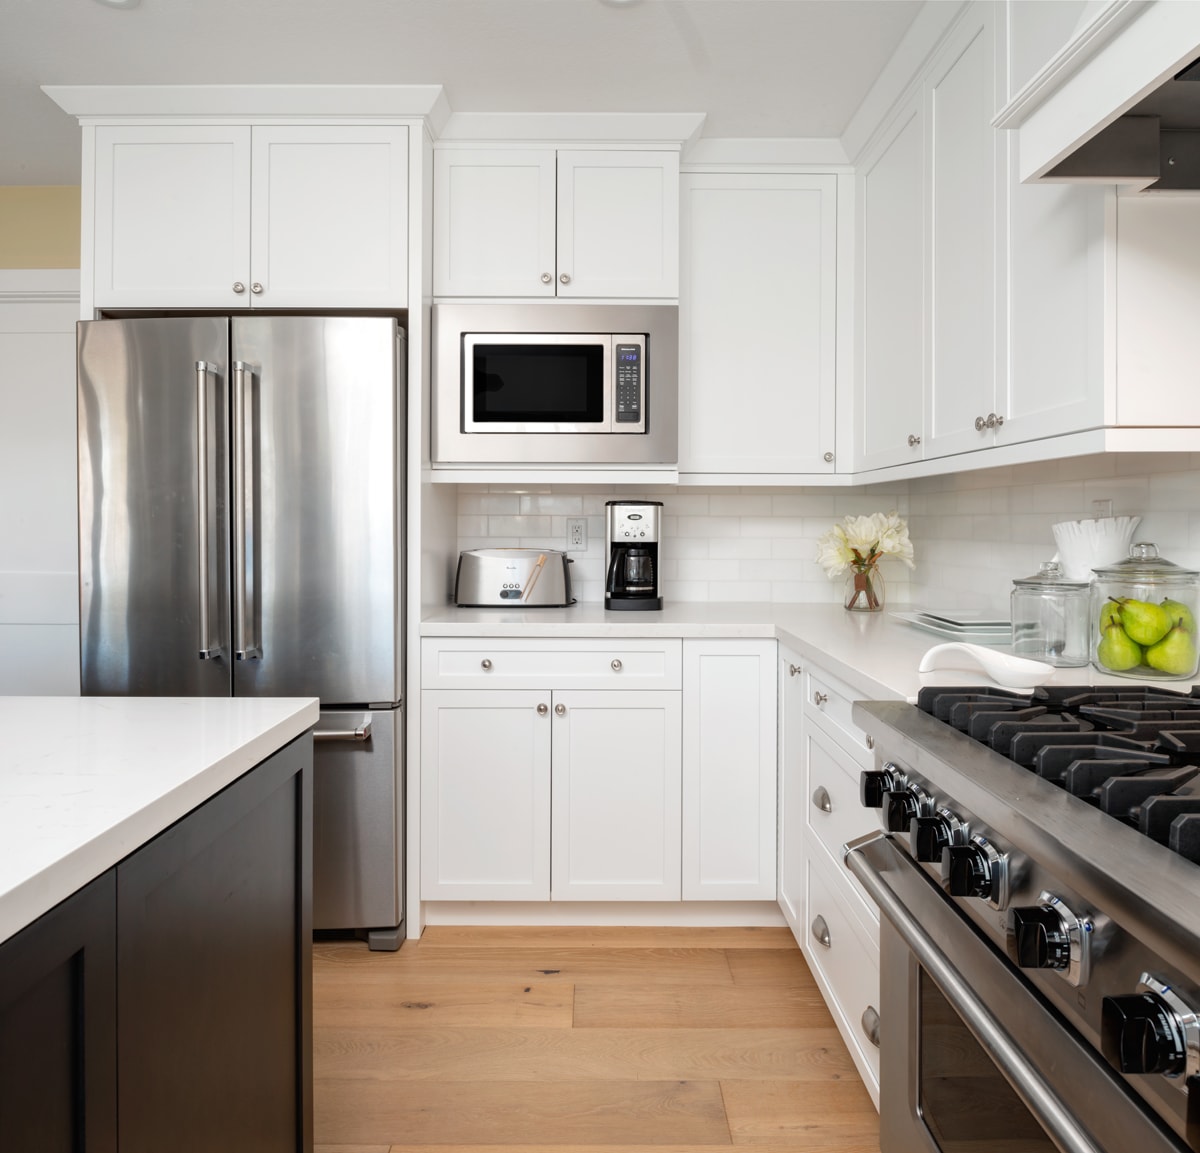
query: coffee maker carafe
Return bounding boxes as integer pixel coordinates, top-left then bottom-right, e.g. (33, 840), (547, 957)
(605, 500), (663, 611)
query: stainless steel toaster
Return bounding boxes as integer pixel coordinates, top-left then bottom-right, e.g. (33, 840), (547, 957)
(454, 548), (575, 607)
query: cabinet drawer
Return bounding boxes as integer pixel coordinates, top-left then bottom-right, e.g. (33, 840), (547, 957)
(805, 853), (881, 1098)
(806, 726), (880, 921)
(422, 638), (682, 690)
(805, 667), (873, 763)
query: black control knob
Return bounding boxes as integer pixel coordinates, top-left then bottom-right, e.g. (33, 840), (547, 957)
(860, 770), (896, 809)
(884, 789), (920, 833)
(941, 843), (991, 899)
(1101, 993), (1187, 1076)
(912, 815), (952, 863)
(1008, 906), (1071, 971)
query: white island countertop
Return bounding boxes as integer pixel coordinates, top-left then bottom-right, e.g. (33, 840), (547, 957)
(0, 695), (318, 946)
(422, 602), (1200, 702)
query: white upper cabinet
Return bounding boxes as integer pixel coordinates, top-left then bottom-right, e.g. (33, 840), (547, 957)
(94, 126), (252, 310)
(433, 147), (679, 299)
(925, 3), (1006, 460)
(92, 124), (409, 310)
(856, 98), (925, 471)
(680, 172), (838, 477)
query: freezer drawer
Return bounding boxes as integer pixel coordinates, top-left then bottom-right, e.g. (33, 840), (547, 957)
(312, 707), (403, 948)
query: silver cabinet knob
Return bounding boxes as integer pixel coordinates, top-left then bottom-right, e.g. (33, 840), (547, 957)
(559, 273), (571, 285)
(810, 915), (831, 948)
(232, 281), (246, 294)
(991, 412), (1005, 428)
(865, 734), (875, 750)
(536, 703), (548, 716)
(861, 1005), (881, 1047)
(788, 663), (801, 677)
(812, 786), (832, 813)
(251, 282), (263, 295)
(975, 415), (988, 432)
(611, 658), (623, 672)
(554, 702), (566, 716)
(813, 691), (828, 707)
(480, 658), (493, 671)
(541, 272), (553, 284)
(823, 451), (834, 463)
(907, 434), (921, 447)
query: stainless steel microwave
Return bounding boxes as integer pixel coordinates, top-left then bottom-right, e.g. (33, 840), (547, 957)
(433, 302), (678, 466)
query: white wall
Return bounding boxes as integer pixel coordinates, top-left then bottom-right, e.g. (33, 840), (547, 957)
(455, 482), (914, 605)
(0, 270), (80, 693)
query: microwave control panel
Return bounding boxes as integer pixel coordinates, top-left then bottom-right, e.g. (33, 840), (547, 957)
(614, 337), (644, 430)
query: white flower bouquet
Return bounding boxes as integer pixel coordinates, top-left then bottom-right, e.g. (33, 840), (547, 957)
(816, 512), (914, 611)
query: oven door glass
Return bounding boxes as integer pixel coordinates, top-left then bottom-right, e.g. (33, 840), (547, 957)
(918, 969), (1057, 1151)
(466, 336), (608, 429)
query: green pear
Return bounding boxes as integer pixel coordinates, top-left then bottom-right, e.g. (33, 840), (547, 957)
(1160, 598), (1197, 635)
(1096, 621), (1143, 672)
(1144, 620), (1199, 676)
(1117, 598), (1171, 646)
(1097, 599), (1123, 631)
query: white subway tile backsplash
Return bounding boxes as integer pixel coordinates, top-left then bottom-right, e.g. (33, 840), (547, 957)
(452, 462), (1200, 607)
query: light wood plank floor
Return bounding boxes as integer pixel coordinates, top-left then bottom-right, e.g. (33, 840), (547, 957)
(313, 925), (880, 1153)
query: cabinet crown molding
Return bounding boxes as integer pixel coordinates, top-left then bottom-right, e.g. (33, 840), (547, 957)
(437, 111), (705, 149)
(43, 84), (451, 132)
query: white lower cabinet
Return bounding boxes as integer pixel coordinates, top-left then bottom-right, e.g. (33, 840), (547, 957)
(777, 655), (887, 1107)
(420, 639), (684, 902)
(682, 639), (778, 900)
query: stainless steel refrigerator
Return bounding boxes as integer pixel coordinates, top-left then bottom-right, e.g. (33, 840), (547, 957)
(78, 315), (406, 949)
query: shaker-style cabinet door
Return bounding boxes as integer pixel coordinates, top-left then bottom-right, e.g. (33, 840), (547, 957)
(679, 173), (837, 476)
(433, 148), (558, 297)
(777, 646), (806, 936)
(421, 689), (552, 901)
(93, 125), (252, 309)
(250, 125), (409, 309)
(682, 639), (778, 900)
(550, 690), (682, 901)
(557, 150), (679, 299)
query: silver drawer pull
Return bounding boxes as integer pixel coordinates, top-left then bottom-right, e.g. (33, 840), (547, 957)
(810, 914), (831, 948)
(865, 734), (875, 750)
(537, 703), (548, 716)
(812, 786), (832, 813)
(554, 703), (566, 717)
(611, 658), (623, 672)
(813, 691), (828, 707)
(861, 1005), (881, 1048)
(314, 721), (372, 743)
(788, 663), (800, 677)
(481, 658), (493, 671)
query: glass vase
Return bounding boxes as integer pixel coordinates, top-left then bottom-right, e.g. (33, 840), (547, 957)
(844, 563), (885, 613)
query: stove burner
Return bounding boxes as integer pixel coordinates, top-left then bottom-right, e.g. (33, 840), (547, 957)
(918, 684), (1200, 867)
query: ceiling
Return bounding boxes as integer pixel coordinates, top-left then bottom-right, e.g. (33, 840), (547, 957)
(0, 0), (924, 186)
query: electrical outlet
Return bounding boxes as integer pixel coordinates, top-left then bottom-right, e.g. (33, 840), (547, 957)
(567, 518), (587, 551)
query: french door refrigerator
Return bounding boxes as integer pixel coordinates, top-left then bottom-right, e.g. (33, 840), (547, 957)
(78, 314), (406, 949)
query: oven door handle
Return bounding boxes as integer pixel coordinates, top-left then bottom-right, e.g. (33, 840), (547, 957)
(844, 832), (1106, 1153)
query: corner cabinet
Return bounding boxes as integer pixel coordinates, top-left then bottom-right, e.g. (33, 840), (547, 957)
(681, 639), (777, 900)
(92, 124), (409, 309)
(433, 147), (679, 299)
(679, 172), (838, 478)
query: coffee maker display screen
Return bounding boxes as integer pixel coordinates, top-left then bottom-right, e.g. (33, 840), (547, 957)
(471, 343), (605, 423)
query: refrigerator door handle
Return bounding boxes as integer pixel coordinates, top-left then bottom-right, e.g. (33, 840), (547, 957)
(314, 720), (373, 743)
(232, 360), (261, 661)
(195, 360), (221, 660)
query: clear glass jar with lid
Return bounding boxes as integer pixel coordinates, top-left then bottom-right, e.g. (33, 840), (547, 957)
(1010, 561), (1090, 667)
(1090, 542), (1200, 679)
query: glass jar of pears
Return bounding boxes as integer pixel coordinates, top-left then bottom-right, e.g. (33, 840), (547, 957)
(1090, 543), (1200, 680)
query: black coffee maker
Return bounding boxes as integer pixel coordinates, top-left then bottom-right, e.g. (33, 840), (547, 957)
(605, 500), (663, 611)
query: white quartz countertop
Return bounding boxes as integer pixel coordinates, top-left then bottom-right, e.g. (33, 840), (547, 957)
(422, 602), (1200, 703)
(0, 695), (318, 946)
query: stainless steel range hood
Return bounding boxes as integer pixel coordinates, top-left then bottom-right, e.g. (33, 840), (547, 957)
(1044, 59), (1200, 191)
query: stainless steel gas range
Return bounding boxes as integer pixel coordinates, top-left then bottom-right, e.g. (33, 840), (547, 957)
(848, 685), (1200, 1153)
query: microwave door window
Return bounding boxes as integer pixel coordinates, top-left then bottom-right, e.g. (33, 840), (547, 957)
(472, 343), (605, 426)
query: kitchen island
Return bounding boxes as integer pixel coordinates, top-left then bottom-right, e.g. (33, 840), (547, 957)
(0, 695), (319, 1153)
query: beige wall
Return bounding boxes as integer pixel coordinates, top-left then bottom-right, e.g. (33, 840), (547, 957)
(0, 187), (80, 268)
